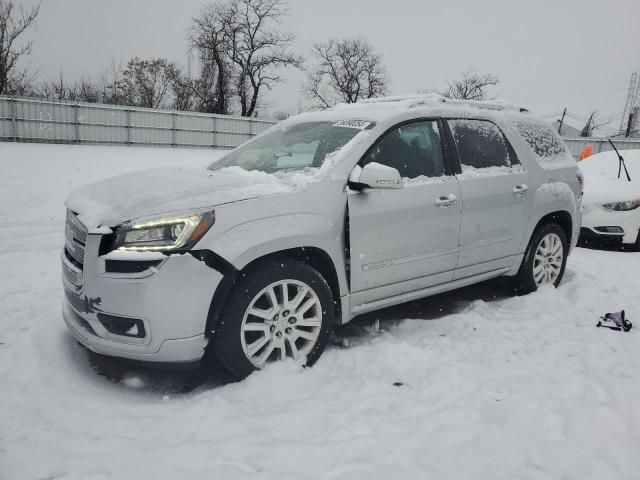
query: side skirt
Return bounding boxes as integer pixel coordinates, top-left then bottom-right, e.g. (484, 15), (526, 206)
(345, 267), (511, 321)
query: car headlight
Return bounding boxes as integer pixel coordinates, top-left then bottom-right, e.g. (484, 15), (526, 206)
(114, 211), (215, 252)
(601, 199), (640, 212)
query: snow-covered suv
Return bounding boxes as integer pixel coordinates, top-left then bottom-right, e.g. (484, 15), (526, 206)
(62, 94), (582, 379)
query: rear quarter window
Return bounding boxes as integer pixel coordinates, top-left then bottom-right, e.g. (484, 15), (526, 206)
(514, 119), (575, 166)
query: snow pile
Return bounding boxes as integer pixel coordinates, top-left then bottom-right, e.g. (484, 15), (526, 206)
(103, 250), (166, 261)
(2, 143), (640, 479)
(458, 163), (525, 179)
(404, 174), (456, 185)
(580, 150), (640, 206)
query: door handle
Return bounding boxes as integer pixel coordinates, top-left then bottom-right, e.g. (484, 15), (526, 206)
(435, 194), (457, 207)
(513, 184), (529, 196)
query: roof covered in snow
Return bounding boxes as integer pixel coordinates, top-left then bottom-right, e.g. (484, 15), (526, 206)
(278, 94), (535, 132)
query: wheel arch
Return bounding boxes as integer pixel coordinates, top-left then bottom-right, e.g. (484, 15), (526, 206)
(205, 246), (342, 336)
(512, 211), (572, 293)
(534, 210), (573, 243)
(510, 209), (573, 278)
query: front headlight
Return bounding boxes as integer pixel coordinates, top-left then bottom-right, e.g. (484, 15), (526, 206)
(601, 199), (640, 212)
(114, 211), (215, 252)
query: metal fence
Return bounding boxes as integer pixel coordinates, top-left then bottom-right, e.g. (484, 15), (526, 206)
(0, 96), (276, 149)
(2, 95), (640, 156)
(562, 137), (640, 158)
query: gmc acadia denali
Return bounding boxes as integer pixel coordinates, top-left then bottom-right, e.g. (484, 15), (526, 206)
(62, 94), (583, 379)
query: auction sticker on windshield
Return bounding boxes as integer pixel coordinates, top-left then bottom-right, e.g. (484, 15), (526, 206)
(333, 119), (374, 130)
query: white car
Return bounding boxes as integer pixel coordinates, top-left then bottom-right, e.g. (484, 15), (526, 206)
(62, 95), (582, 379)
(579, 149), (640, 250)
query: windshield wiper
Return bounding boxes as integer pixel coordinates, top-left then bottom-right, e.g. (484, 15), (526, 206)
(608, 139), (632, 182)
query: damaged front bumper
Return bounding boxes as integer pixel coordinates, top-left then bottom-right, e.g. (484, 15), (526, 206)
(61, 232), (224, 363)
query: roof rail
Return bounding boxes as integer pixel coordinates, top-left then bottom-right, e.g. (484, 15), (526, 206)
(359, 93), (446, 105)
(359, 94), (528, 113)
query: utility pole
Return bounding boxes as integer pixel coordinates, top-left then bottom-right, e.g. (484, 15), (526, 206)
(558, 107), (567, 134)
(626, 111), (634, 138)
(620, 73), (639, 134)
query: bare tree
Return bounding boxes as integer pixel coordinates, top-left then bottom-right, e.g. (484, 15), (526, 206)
(190, 3), (233, 114)
(0, 0), (40, 94)
(580, 110), (610, 138)
(35, 59), (215, 112)
(167, 66), (198, 111)
(225, 0), (302, 117)
(304, 37), (389, 109)
(37, 72), (73, 100)
(99, 59), (126, 105)
(37, 72), (101, 103)
(190, 0), (301, 117)
(76, 75), (101, 103)
(4, 67), (34, 95)
(440, 70), (498, 101)
(118, 57), (178, 108)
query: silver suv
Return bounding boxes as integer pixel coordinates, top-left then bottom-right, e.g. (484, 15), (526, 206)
(62, 95), (582, 379)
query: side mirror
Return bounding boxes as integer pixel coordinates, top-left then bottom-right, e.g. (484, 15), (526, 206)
(349, 162), (403, 190)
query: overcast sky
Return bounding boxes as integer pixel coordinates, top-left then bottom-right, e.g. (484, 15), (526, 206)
(15, 0), (640, 131)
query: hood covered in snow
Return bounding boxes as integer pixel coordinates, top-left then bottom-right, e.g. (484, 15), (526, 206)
(65, 166), (297, 231)
(580, 150), (640, 206)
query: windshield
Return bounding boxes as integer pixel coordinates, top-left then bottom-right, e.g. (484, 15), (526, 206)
(208, 121), (367, 173)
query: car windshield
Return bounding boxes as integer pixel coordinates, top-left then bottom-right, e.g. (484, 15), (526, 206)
(208, 121), (368, 174)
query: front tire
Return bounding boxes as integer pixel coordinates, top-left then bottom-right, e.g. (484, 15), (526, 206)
(514, 223), (568, 294)
(211, 258), (334, 380)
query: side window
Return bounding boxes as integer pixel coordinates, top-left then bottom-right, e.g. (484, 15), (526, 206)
(448, 119), (513, 170)
(362, 120), (446, 179)
(514, 119), (573, 165)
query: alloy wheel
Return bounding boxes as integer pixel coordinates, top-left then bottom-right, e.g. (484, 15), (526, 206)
(532, 233), (564, 285)
(240, 280), (322, 368)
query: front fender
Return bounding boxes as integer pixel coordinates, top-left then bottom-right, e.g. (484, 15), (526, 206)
(206, 213), (348, 294)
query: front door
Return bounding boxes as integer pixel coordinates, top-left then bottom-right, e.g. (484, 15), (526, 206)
(348, 120), (462, 301)
(445, 118), (530, 278)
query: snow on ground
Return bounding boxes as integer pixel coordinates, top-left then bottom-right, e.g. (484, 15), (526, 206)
(2, 142), (640, 480)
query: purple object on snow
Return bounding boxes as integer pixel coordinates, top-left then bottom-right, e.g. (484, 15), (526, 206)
(597, 310), (633, 332)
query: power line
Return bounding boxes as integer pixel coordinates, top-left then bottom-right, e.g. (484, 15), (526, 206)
(517, 70), (637, 86)
(538, 111), (564, 119)
(503, 96), (628, 111)
(600, 111), (626, 122)
(501, 87), (630, 101)
(501, 81), (629, 94)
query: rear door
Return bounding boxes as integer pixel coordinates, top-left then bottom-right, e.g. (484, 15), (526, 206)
(445, 119), (530, 278)
(348, 119), (462, 300)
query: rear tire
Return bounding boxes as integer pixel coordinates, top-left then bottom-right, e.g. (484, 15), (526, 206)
(211, 258), (334, 380)
(513, 222), (568, 295)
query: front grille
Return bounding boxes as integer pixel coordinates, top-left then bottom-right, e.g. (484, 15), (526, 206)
(65, 211), (88, 267)
(62, 256), (83, 287)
